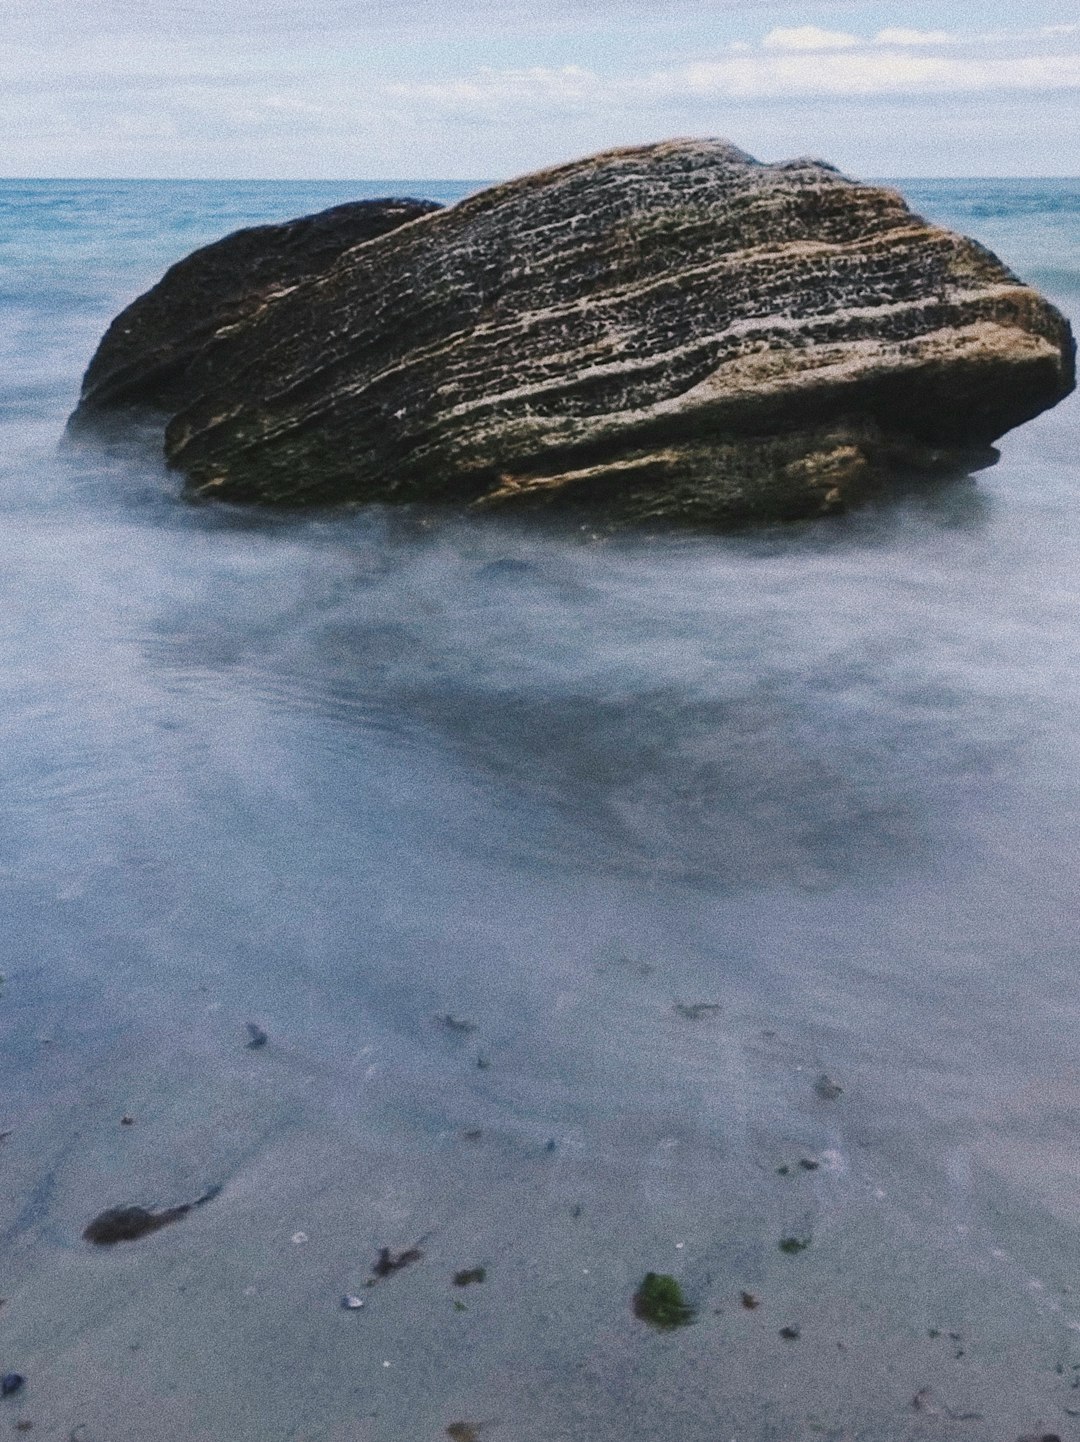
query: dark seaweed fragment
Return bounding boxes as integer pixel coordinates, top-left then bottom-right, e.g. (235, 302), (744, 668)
(83, 1185), (221, 1245)
(779, 1236), (810, 1255)
(370, 1245), (424, 1282)
(453, 1267), (486, 1287)
(673, 1002), (722, 1021)
(436, 1014), (477, 1035)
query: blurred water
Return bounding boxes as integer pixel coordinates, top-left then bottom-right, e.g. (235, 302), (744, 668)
(0, 177), (1079, 1442)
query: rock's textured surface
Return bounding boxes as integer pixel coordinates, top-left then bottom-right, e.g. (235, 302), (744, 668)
(72, 140), (1074, 524)
(72, 197), (442, 420)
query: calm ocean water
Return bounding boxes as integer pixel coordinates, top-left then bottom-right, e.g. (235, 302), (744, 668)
(1, 176), (1079, 1441)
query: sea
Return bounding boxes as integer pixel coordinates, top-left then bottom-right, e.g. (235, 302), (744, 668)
(0, 175), (1078, 1441)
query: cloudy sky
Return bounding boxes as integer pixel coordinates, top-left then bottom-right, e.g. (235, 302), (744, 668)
(4, 0), (1078, 178)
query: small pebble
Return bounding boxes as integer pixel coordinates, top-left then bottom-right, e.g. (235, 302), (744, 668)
(341, 1295), (365, 1310)
(291, 1231), (308, 1245)
(1, 1374), (25, 1398)
(120, 1116), (135, 1126)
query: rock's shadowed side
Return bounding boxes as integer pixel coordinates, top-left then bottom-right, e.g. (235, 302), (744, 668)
(71, 198), (442, 420)
(73, 141), (1075, 524)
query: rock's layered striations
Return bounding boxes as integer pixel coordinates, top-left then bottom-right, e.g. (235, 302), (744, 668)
(73, 197), (442, 420)
(72, 140), (1075, 524)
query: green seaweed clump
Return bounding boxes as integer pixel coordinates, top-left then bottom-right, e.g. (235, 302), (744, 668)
(632, 1272), (695, 1329)
(778, 1236), (810, 1255)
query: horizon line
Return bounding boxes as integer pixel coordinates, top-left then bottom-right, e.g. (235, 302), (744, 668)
(3, 173), (1080, 184)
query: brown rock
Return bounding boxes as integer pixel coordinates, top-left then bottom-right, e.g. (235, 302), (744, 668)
(70, 198), (442, 421)
(72, 140), (1074, 526)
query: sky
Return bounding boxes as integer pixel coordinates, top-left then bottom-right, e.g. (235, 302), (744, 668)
(3, 0), (1079, 178)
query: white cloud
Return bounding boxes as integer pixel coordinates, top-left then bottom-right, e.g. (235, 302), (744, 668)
(873, 28), (957, 47)
(393, 47), (1080, 114)
(387, 64), (598, 114)
(4, 4), (1080, 177)
(762, 27), (860, 52)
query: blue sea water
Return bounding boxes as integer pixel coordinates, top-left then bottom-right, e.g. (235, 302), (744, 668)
(0, 176), (1078, 1441)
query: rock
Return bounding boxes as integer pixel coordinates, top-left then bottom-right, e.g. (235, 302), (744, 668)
(1, 1374), (25, 1398)
(70, 198), (442, 422)
(71, 140), (1074, 526)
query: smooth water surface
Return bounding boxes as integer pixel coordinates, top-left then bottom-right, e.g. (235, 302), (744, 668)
(1, 177), (1079, 1441)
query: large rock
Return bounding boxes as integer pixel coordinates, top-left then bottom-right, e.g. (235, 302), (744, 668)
(72, 197), (442, 419)
(71, 140), (1074, 524)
